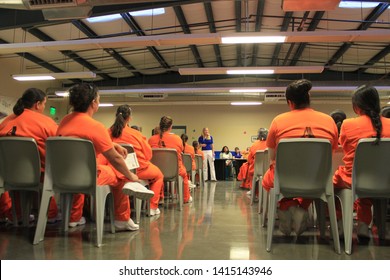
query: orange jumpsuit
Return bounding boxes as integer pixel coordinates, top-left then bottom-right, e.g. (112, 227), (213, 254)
(148, 132), (191, 203)
(57, 112), (131, 222)
(184, 144), (196, 171)
(333, 115), (390, 224)
(262, 108), (338, 210)
(109, 126), (163, 210)
(243, 140), (267, 190)
(0, 110), (58, 220)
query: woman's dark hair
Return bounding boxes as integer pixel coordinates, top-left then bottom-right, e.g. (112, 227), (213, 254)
(381, 106), (390, 118)
(193, 140), (199, 152)
(221, 146), (229, 154)
(330, 109), (347, 134)
(131, 125), (140, 131)
(352, 85), (382, 145)
(13, 88), (46, 116)
(69, 83), (98, 112)
(258, 128), (268, 141)
(111, 104), (131, 138)
(181, 133), (188, 151)
(158, 116), (173, 147)
(285, 79), (312, 109)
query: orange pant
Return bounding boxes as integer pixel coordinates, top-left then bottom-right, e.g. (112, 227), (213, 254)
(70, 164), (130, 223)
(136, 163), (164, 209)
(0, 191), (58, 221)
(333, 169), (372, 225)
(262, 164), (312, 211)
(179, 165), (191, 202)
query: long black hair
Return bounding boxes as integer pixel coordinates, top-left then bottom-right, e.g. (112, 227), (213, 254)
(13, 88), (46, 116)
(352, 85), (382, 145)
(111, 104), (132, 138)
(181, 133), (188, 151)
(158, 116), (173, 147)
(69, 83), (98, 112)
(285, 79), (311, 109)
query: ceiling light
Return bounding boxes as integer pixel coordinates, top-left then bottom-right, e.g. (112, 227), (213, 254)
(179, 66), (324, 75)
(55, 91), (69, 97)
(231, 101), (262, 106)
(99, 103), (114, 107)
(221, 36), (286, 44)
(339, 1), (381, 9)
(129, 8), (165, 17)
(12, 71), (96, 81)
(229, 89), (267, 93)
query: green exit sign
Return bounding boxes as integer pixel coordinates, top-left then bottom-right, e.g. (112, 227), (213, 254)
(49, 106), (56, 116)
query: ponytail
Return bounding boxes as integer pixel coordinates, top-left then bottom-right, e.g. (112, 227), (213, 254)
(13, 88), (46, 116)
(158, 116), (172, 148)
(110, 105), (131, 138)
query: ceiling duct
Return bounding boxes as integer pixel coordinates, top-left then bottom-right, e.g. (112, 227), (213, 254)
(264, 93), (286, 103)
(282, 0), (340, 11)
(22, 0), (87, 9)
(140, 93), (167, 100)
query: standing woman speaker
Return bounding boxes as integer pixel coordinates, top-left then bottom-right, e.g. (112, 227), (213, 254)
(198, 127), (216, 181)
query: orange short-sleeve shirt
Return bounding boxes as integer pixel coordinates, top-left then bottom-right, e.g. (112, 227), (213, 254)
(57, 112), (113, 156)
(0, 109), (57, 169)
(184, 144), (196, 170)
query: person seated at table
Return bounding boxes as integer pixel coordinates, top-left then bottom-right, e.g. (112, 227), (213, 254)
(219, 146), (233, 179)
(233, 147), (242, 158)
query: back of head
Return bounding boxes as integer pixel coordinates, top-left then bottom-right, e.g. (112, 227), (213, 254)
(111, 104), (132, 138)
(69, 83), (97, 112)
(13, 88), (46, 116)
(192, 140), (199, 150)
(285, 79), (312, 109)
(258, 128), (268, 141)
(131, 125), (140, 131)
(330, 109), (347, 134)
(159, 116), (173, 133)
(352, 85), (382, 144)
(181, 133), (188, 145)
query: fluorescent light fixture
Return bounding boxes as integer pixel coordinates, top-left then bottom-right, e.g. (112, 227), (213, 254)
(0, 0), (23, 3)
(55, 91), (69, 97)
(179, 66), (324, 75)
(339, 1), (381, 9)
(99, 103), (114, 107)
(12, 71), (96, 81)
(229, 89), (267, 93)
(222, 35), (286, 44)
(231, 101), (262, 106)
(86, 8), (165, 23)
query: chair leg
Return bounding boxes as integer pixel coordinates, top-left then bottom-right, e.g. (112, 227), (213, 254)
(62, 194), (72, 232)
(257, 177), (263, 213)
(135, 198), (142, 224)
(178, 177), (183, 211)
(373, 198), (387, 240)
(266, 189), (278, 252)
(9, 191), (18, 226)
(337, 188), (353, 255)
(250, 177), (257, 206)
(95, 186), (111, 248)
(33, 190), (52, 245)
(108, 192), (115, 234)
(327, 196), (341, 254)
(315, 199), (326, 238)
(261, 189), (269, 227)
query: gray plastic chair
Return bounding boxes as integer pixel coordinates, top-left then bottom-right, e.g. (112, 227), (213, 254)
(182, 153), (195, 189)
(151, 148), (183, 211)
(195, 155), (204, 188)
(335, 138), (390, 255)
(0, 137), (42, 226)
(120, 143), (150, 223)
(33, 137), (115, 248)
(266, 138), (340, 254)
(250, 149), (267, 206)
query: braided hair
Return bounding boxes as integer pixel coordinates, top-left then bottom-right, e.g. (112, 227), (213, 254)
(181, 133), (188, 151)
(111, 104), (131, 138)
(352, 85), (382, 145)
(158, 116), (173, 147)
(13, 88), (46, 116)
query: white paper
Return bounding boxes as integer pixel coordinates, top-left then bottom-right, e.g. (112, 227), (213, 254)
(125, 152), (139, 170)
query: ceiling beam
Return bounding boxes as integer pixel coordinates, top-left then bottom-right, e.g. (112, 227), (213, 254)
(72, 20), (141, 78)
(251, 0), (265, 66)
(173, 6), (204, 68)
(204, 2), (223, 67)
(357, 44), (390, 74)
(235, 1), (242, 67)
(326, 3), (390, 66)
(271, 12), (293, 66)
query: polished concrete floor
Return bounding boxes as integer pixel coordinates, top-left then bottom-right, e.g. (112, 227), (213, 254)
(1, 180), (389, 260)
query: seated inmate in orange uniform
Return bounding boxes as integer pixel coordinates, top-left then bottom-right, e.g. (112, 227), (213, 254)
(0, 88), (58, 223)
(148, 116), (192, 203)
(262, 79), (338, 236)
(181, 134), (197, 188)
(108, 104), (163, 216)
(333, 85), (390, 239)
(57, 83), (148, 231)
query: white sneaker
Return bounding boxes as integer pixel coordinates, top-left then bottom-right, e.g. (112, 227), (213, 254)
(277, 208), (292, 236)
(69, 216), (86, 228)
(291, 207), (309, 236)
(122, 182), (155, 200)
(246, 190), (252, 196)
(149, 208), (161, 216)
(114, 219), (139, 231)
(185, 196), (193, 204)
(189, 182), (197, 189)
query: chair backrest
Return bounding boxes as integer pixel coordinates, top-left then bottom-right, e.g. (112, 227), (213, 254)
(274, 138), (333, 198)
(45, 137), (97, 194)
(253, 150), (267, 177)
(182, 153), (192, 173)
(120, 143), (135, 154)
(151, 148), (178, 181)
(352, 138), (390, 198)
(195, 154), (203, 169)
(0, 137), (41, 189)
(332, 145), (344, 173)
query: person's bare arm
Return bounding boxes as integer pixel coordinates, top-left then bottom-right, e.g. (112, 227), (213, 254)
(102, 148), (139, 182)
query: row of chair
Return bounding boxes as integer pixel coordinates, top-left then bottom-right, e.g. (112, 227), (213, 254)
(249, 138), (390, 255)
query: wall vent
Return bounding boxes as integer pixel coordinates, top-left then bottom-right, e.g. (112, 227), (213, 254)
(141, 93), (167, 100)
(264, 93), (285, 102)
(23, 0), (87, 9)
